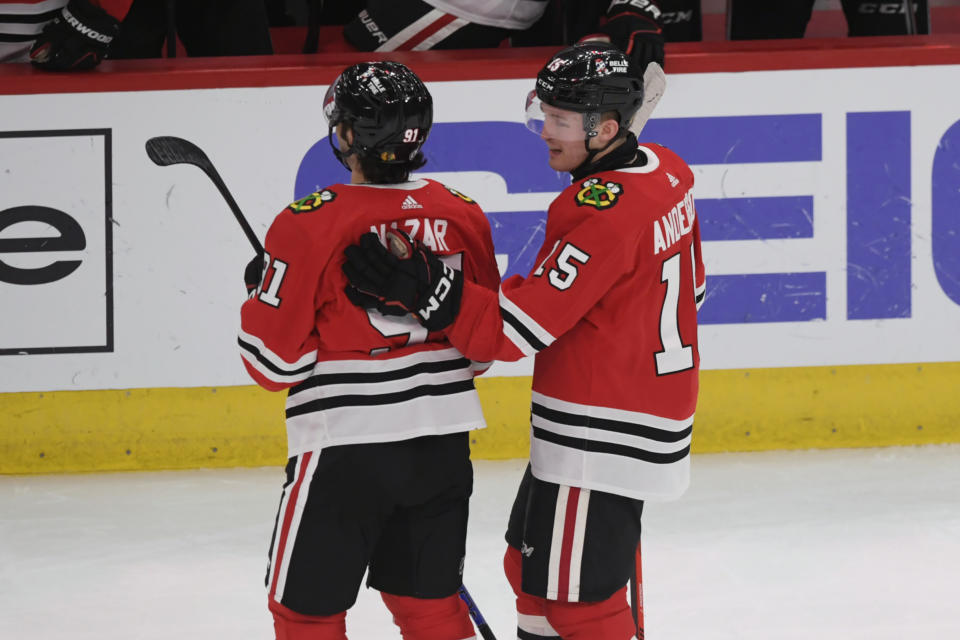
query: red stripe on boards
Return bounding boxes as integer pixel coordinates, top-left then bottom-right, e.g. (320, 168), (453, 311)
(398, 13), (458, 51)
(268, 451), (313, 601)
(556, 487), (581, 602)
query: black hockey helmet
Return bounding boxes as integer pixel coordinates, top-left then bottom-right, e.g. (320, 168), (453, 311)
(323, 61), (433, 168)
(527, 42), (644, 138)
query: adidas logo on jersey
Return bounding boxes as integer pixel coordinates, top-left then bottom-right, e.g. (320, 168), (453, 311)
(401, 195), (423, 209)
(666, 172), (679, 187)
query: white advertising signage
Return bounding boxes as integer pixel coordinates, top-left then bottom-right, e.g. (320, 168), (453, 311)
(0, 130), (112, 355)
(1, 65), (960, 393)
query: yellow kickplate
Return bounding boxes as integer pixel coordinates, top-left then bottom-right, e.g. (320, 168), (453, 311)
(2, 362), (959, 474)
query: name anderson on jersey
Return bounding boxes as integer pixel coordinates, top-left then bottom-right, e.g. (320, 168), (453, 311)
(653, 187), (695, 255)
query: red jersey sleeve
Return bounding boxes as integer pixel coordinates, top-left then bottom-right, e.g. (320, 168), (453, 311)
(238, 210), (323, 391)
(456, 199), (502, 375)
(445, 209), (633, 363)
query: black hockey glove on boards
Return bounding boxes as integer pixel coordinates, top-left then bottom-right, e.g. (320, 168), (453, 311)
(342, 231), (462, 332)
(581, 0), (666, 73)
(30, 0), (119, 71)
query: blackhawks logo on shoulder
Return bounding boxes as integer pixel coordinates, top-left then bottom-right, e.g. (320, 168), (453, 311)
(445, 186), (477, 204)
(575, 178), (623, 210)
(287, 189), (336, 214)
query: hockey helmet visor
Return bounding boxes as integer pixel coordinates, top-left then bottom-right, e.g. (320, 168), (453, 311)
(524, 89), (598, 142)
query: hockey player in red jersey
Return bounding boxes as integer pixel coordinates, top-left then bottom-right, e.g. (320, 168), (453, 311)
(239, 61), (501, 640)
(342, 43), (705, 640)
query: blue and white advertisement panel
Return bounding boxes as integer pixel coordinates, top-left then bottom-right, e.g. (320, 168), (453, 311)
(1, 65), (959, 392)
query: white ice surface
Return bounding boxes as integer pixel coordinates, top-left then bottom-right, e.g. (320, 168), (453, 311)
(2, 446), (959, 639)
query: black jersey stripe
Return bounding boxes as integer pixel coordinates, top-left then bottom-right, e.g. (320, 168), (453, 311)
(501, 307), (548, 352)
(0, 10), (61, 23)
(532, 402), (692, 443)
(532, 426), (690, 465)
(0, 32), (37, 42)
(238, 337), (316, 377)
(289, 356), (471, 395)
(286, 379), (476, 418)
(695, 289), (705, 305)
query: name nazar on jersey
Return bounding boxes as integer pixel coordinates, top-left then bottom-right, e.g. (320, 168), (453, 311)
(371, 218), (450, 251)
(653, 188), (695, 255)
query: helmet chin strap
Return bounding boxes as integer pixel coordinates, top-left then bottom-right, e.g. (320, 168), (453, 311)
(570, 131), (639, 181)
(572, 134), (621, 180)
(570, 110), (625, 178)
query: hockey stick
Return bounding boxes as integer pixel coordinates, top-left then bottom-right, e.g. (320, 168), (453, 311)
(458, 585), (497, 640)
(630, 62), (666, 138)
(904, 0), (918, 36)
(145, 136), (263, 253)
(303, 0), (323, 53)
(164, 0), (176, 58)
(630, 543), (645, 640)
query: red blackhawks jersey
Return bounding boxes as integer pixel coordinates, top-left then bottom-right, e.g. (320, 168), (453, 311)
(239, 178), (500, 458)
(446, 144), (705, 501)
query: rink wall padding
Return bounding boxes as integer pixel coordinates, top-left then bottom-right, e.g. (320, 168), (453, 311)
(4, 363), (960, 474)
(4, 41), (960, 474)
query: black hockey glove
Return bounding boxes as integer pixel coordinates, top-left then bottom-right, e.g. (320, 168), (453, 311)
(342, 231), (462, 332)
(244, 253), (265, 297)
(343, 283), (409, 318)
(29, 0), (119, 71)
(582, 0), (666, 73)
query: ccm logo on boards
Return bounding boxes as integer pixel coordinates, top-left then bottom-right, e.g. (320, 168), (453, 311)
(0, 129), (114, 355)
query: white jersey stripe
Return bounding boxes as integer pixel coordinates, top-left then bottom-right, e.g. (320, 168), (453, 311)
(0, 21), (45, 35)
(616, 146), (661, 174)
(411, 17), (469, 50)
(531, 440), (691, 501)
(502, 322), (539, 358)
(499, 289), (555, 351)
(531, 413), (691, 456)
(566, 489), (591, 603)
(238, 328), (317, 373)
(471, 360), (493, 375)
(546, 486), (569, 600)
(1, 1), (67, 14)
(266, 475), (293, 596)
(530, 392), (692, 500)
(272, 452), (319, 603)
(302, 347), (465, 376)
(517, 613), (560, 637)
(284, 364), (474, 410)
(375, 9), (445, 52)
(425, 0), (546, 30)
(284, 390), (483, 456)
(239, 349), (312, 385)
(531, 391), (694, 432)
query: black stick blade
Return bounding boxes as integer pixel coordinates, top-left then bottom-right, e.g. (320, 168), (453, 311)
(145, 136), (211, 168)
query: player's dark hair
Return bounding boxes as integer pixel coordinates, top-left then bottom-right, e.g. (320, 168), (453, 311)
(358, 152), (427, 184)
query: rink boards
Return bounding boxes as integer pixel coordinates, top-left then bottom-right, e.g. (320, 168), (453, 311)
(2, 47), (960, 472)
